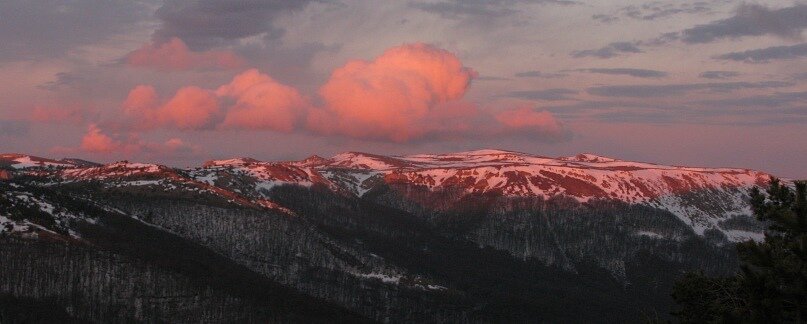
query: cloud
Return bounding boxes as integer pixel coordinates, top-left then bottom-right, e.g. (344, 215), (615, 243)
(81, 124), (122, 153)
(588, 81), (794, 98)
(619, 2), (712, 21)
(38, 72), (87, 91)
(591, 14), (619, 24)
(571, 42), (643, 59)
(153, 0), (316, 49)
(0, 0), (151, 61)
(125, 38), (246, 71)
(699, 71), (740, 79)
(73, 124), (200, 156)
(514, 70), (567, 78)
(681, 4), (807, 44)
(714, 43), (807, 63)
(494, 107), (562, 134)
(123, 69), (307, 132)
(217, 69), (308, 131)
(309, 43), (477, 142)
(114, 43), (566, 143)
(576, 68), (668, 78)
(507, 88), (578, 101)
(161, 87), (221, 129)
(475, 75), (512, 81)
(123, 85), (221, 130)
(695, 91), (807, 108)
(411, 0), (577, 19)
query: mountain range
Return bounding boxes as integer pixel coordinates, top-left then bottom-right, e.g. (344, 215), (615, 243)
(0, 150), (776, 322)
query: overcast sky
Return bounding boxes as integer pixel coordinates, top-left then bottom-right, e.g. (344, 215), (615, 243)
(0, 0), (805, 177)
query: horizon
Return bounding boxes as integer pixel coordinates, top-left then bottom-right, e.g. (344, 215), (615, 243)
(1, 1), (805, 178)
(1, 148), (791, 178)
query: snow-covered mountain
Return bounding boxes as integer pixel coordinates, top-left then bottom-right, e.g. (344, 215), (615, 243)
(0, 149), (781, 322)
(186, 149), (770, 241)
(2, 149), (773, 242)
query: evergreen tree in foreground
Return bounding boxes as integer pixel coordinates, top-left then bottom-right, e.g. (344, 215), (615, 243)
(672, 178), (807, 323)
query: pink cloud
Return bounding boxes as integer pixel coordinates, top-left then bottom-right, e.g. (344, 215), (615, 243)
(217, 69), (308, 132)
(144, 137), (202, 156)
(66, 124), (200, 157)
(125, 37), (246, 71)
(80, 124), (122, 153)
(161, 87), (220, 129)
(113, 43), (565, 143)
(310, 43), (477, 142)
(123, 85), (220, 130)
(494, 107), (563, 135)
(122, 85), (160, 124)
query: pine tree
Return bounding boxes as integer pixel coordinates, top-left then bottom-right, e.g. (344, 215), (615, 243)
(672, 178), (807, 323)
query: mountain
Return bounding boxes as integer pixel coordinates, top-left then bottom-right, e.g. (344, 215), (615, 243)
(194, 149), (769, 241)
(0, 150), (776, 322)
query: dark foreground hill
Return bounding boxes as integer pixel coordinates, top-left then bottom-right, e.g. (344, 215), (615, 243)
(0, 150), (774, 322)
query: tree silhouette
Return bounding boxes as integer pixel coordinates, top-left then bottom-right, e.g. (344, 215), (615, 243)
(673, 178), (807, 322)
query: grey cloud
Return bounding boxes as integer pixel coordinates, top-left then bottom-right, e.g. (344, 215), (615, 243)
(695, 91), (807, 108)
(542, 90), (807, 126)
(588, 81), (793, 98)
(699, 71), (740, 79)
(0, 120), (30, 137)
(591, 2), (712, 24)
(236, 41), (342, 91)
(591, 14), (618, 24)
(0, 0), (152, 61)
(507, 88), (578, 101)
(154, 0), (317, 49)
(681, 4), (807, 44)
(577, 68), (668, 78)
(514, 70), (567, 78)
(641, 32), (681, 46)
(621, 2), (712, 21)
(410, 0), (578, 19)
(714, 43), (807, 63)
(571, 42), (642, 59)
(593, 110), (679, 124)
(476, 76), (512, 81)
(38, 72), (86, 91)
(542, 100), (662, 114)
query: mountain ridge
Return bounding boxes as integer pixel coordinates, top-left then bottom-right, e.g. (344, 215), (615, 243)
(0, 148), (779, 322)
(2, 149), (773, 242)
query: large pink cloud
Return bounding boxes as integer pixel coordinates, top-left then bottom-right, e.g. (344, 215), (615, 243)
(122, 70), (306, 132)
(125, 38), (246, 71)
(123, 85), (220, 130)
(113, 43), (565, 143)
(217, 69), (308, 132)
(310, 43), (478, 142)
(161, 87), (220, 129)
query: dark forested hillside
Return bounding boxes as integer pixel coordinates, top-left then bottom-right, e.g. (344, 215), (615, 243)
(0, 151), (772, 322)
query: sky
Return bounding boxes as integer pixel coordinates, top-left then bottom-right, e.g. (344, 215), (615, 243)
(0, 0), (805, 178)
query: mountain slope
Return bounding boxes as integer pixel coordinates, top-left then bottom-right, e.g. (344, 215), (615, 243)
(192, 149), (768, 242)
(0, 150), (777, 322)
